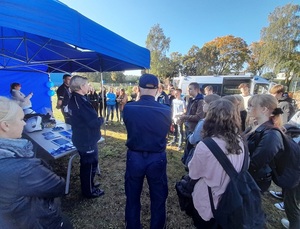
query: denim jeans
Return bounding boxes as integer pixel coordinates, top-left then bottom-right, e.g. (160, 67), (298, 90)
(125, 150), (168, 229)
(115, 103), (120, 121)
(106, 105), (115, 121)
(172, 123), (183, 147)
(120, 110), (124, 122)
(284, 183), (300, 229)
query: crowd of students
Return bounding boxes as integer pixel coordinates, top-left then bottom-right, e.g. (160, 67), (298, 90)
(1, 73), (300, 228)
(87, 86), (136, 124)
(173, 82), (299, 229)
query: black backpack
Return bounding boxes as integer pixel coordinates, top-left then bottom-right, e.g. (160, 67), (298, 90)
(203, 138), (265, 229)
(257, 126), (300, 189)
(175, 174), (199, 217)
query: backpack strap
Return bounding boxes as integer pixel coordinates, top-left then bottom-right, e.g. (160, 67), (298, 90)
(203, 137), (248, 177)
(202, 137), (247, 211)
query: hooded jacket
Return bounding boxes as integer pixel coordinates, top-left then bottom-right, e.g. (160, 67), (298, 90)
(0, 138), (66, 229)
(278, 97), (295, 124)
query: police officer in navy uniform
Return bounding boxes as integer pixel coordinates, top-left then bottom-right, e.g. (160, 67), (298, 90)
(56, 74), (72, 124)
(68, 75), (104, 198)
(123, 74), (172, 229)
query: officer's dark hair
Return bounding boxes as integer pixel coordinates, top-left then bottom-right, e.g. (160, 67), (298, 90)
(63, 74), (71, 80)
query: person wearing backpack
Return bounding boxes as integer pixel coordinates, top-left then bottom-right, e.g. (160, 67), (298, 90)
(244, 94), (284, 192)
(279, 124), (300, 229)
(269, 84), (295, 124)
(188, 99), (265, 228)
(245, 94), (300, 229)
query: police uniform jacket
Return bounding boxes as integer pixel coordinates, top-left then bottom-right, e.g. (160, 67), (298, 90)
(123, 95), (171, 153)
(68, 92), (103, 151)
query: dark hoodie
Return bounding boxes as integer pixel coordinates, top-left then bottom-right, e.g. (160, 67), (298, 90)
(278, 96), (295, 124)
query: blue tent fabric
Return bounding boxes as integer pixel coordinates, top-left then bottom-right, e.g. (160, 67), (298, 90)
(0, 0), (150, 72)
(0, 0), (150, 112)
(0, 70), (51, 113)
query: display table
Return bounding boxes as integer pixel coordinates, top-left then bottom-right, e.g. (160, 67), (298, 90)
(23, 120), (104, 194)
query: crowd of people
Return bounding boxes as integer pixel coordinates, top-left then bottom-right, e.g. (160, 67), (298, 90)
(0, 73), (299, 229)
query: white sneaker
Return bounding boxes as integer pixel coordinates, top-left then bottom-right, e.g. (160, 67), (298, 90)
(281, 218), (289, 229)
(274, 201), (285, 211)
(269, 190), (283, 199)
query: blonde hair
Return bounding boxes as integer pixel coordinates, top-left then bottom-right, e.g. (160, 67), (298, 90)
(0, 96), (21, 122)
(293, 91), (300, 101)
(269, 84), (285, 94)
(132, 86), (139, 93)
(248, 94), (282, 128)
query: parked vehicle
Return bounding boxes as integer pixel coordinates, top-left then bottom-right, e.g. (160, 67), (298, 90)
(172, 75), (270, 96)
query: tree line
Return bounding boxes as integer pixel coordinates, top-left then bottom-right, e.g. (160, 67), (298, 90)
(79, 4), (299, 89)
(146, 4), (300, 88)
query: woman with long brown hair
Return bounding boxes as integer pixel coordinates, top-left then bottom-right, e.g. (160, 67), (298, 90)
(116, 88), (128, 124)
(188, 99), (245, 228)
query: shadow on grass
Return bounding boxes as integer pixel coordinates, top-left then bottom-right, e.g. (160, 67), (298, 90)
(50, 122), (285, 229)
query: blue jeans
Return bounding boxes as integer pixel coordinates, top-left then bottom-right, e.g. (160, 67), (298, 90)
(106, 105), (115, 121)
(172, 123), (183, 147)
(125, 150), (168, 229)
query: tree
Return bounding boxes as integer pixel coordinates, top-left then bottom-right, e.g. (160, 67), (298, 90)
(202, 35), (249, 75)
(111, 71), (126, 83)
(182, 45), (202, 76)
(198, 44), (220, 75)
(247, 41), (265, 75)
(163, 52), (183, 79)
(146, 24), (171, 79)
(260, 4), (300, 86)
(262, 72), (276, 80)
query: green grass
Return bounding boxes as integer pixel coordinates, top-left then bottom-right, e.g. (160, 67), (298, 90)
(49, 97), (286, 229)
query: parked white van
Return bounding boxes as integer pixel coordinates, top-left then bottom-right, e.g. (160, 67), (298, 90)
(172, 75), (270, 96)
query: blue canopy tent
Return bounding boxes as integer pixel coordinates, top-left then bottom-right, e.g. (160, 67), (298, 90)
(0, 0), (150, 112)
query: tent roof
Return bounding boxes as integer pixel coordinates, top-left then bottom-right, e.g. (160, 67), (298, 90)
(0, 0), (150, 72)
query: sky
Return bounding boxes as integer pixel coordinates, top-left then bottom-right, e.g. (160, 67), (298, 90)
(59, 0), (296, 74)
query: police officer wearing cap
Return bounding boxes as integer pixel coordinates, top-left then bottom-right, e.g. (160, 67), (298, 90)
(123, 74), (172, 229)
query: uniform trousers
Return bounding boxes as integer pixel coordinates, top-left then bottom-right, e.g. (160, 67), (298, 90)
(78, 144), (98, 197)
(125, 150), (168, 229)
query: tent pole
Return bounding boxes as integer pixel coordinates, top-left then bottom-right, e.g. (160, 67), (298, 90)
(101, 72), (106, 142)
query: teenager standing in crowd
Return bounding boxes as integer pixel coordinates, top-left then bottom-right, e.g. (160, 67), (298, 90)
(106, 87), (116, 123)
(188, 99), (245, 228)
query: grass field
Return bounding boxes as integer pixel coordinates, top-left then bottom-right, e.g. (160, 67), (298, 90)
(49, 97), (287, 229)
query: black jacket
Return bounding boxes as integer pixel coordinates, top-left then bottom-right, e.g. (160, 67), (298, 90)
(68, 92), (104, 151)
(245, 121), (284, 189)
(0, 138), (65, 229)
